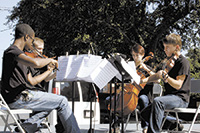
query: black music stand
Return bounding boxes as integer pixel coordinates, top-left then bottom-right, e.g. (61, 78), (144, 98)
(108, 53), (137, 133)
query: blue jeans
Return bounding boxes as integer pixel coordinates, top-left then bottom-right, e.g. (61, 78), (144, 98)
(138, 94), (149, 129)
(9, 90), (80, 133)
(141, 95), (188, 133)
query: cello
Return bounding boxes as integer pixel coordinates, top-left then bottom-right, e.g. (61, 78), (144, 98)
(108, 52), (154, 116)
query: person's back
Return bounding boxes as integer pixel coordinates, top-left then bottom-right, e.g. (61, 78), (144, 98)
(1, 23), (80, 133)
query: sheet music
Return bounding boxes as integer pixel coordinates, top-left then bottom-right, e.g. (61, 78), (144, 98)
(120, 58), (140, 84)
(77, 55), (102, 79)
(66, 55), (85, 80)
(90, 59), (120, 89)
(56, 55), (120, 89)
(56, 56), (70, 81)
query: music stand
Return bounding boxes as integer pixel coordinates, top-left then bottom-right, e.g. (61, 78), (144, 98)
(56, 54), (120, 133)
(107, 53), (140, 133)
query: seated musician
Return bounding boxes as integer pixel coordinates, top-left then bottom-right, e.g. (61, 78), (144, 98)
(106, 44), (155, 133)
(140, 33), (191, 132)
(1, 23), (80, 133)
(26, 37), (56, 92)
(131, 44), (155, 133)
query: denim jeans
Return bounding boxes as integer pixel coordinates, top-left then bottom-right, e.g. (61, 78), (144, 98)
(138, 94), (149, 129)
(9, 90), (80, 133)
(140, 94), (188, 133)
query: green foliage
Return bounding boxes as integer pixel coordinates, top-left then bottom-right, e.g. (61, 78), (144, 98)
(7, 0), (200, 62)
(186, 48), (200, 79)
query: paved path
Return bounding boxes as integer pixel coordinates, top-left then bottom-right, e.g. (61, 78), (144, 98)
(1, 123), (200, 133)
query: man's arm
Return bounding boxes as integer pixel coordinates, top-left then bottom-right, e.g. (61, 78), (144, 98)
(142, 70), (185, 90)
(17, 53), (58, 68)
(44, 71), (57, 82)
(27, 65), (55, 86)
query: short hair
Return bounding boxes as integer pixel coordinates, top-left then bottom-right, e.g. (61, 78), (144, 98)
(15, 23), (35, 39)
(34, 37), (44, 46)
(131, 43), (145, 56)
(162, 33), (182, 48)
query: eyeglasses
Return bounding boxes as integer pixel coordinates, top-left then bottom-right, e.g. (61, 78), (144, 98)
(28, 35), (35, 44)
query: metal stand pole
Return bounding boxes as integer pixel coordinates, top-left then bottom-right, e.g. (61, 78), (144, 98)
(88, 84), (94, 133)
(121, 73), (125, 133)
(109, 80), (113, 133)
(114, 78), (117, 133)
(72, 81), (75, 113)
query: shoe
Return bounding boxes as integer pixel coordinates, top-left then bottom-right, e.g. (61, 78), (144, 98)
(178, 123), (184, 131)
(169, 122), (184, 131)
(143, 128), (148, 133)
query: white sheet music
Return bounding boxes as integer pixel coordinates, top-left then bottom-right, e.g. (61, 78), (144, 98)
(119, 58), (140, 84)
(56, 55), (120, 89)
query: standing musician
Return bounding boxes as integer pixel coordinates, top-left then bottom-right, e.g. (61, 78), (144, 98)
(1, 23), (80, 133)
(140, 33), (191, 133)
(131, 44), (155, 133)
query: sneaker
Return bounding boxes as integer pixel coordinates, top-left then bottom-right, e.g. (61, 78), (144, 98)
(178, 123), (184, 131)
(169, 123), (184, 131)
(143, 128), (148, 133)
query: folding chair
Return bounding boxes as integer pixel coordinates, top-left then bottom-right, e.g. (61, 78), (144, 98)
(124, 83), (163, 132)
(161, 79), (200, 133)
(0, 93), (52, 133)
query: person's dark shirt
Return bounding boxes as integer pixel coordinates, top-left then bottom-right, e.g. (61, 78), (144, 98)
(164, 54), (191, 103)
(28, 66), (47, 91)
(1, 45), (34, 103)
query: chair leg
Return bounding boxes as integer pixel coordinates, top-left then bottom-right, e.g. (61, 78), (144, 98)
(135, 109), (139, 130)
(1, 115), (12, 131)
(41, 121), (52, 133)
(124, 113), (131, 132)
(175, 112), (180, 131)
(160, 111), (169, 131)
(188, 106), (200, 133)
(7, 113), (26, 133)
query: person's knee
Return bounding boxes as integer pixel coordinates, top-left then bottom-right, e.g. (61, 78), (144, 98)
(139, 95), (149, 104)
(57, 95), (69, 110)
(153, 97), (161, 104)
(153, 97), (164, 109)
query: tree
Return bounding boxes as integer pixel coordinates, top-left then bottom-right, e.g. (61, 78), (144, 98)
(186, 48), (200, 79)
(7, 0), (200, 62)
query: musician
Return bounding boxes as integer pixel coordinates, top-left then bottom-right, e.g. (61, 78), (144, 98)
(140, 33), (191, 132)
(106, 44), (155, 133)
(131, 44), (155, 133)
(26, 37), (56, 92)
(1, 23), (80, 133)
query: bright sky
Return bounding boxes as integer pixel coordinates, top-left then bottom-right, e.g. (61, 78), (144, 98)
(0, 0), (20, 77)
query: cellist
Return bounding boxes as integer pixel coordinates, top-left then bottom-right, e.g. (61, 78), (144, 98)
(131, 44), (155, 133)
(140, 33), (191, 133)
(106, 43), (155, 133)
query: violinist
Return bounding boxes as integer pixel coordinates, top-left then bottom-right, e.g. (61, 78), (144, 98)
(131, 44), (155, 133)
(140, 33), (191, 133)
(1, 24), (80, 133)
(26, 37), (56, 91)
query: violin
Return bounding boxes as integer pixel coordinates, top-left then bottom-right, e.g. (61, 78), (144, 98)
(25, 51), (48, 59)
(162, 52), (179, 73)
(108, 52), (154, 116)
(147, 52), (179, 83)
(25, 46), (58, 70)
